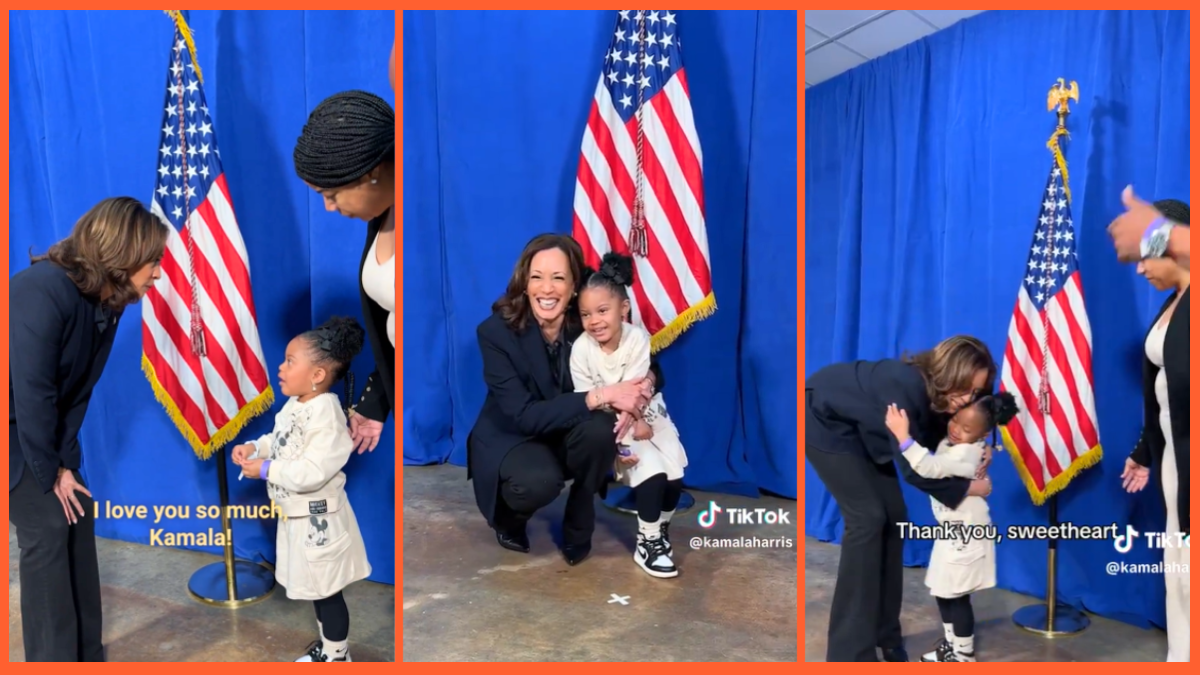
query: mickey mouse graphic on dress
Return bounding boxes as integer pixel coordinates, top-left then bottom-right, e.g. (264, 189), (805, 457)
(307, 516), (329, 547)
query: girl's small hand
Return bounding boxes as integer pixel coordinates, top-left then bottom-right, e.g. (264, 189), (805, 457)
(884, 403), (910, 442)
(976, 444), (994, 479)
(632, 420), (653, 441)
(231, 443), (254, 466)
(241, 459), (265, 479)
(617, 453), (639, 467)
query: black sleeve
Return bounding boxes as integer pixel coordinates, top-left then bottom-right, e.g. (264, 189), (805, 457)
(1131, 354), (1162, 468)
(10, 275), (67, 491)
(354, 368), (392, 422)
(856, 362), (971, 509)
(479, 324), (589, 436)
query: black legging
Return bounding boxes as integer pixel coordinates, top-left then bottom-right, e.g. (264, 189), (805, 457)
(634, 472), (683, 522)
(936, 595), (975, 638)
(313, 592), (349, 641)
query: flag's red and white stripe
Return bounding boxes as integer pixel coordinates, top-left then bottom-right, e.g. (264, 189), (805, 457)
(572, 12), (714, 352)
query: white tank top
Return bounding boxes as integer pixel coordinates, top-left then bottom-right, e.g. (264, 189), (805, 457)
(362, 232), (395, 348)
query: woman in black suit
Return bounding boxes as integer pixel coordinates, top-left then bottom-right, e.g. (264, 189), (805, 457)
(1121, 199), (1190, 662)
(805, 335), (997, 662)
(9, 197), (168, 661)
(293, 90), (395, 451)
(468, 234), (661, 566)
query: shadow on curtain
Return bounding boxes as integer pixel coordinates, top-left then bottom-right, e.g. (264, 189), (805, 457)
(8, 9), (397, 585)
(804, 9), (1189, 629)
(403, 9), (798, 499)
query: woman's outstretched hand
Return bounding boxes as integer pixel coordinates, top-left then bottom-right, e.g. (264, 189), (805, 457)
(54, 469), (91, 525)
(1121, 457), (1150, 493)
(349, 412), (384, 453)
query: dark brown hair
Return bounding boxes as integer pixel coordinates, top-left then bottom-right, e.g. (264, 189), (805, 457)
(30, 197), (168, 309)
(904, 335), (997, 413)
(493, 233), (587, 331)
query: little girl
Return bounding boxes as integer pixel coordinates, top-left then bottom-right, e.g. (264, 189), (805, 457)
(884, 391), (1018, 663)
(570, 252), (689, 578)
(232, 316), (373, 662)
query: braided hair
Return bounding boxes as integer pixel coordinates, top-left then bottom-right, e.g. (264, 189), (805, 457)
(293, 90), (395, 189)
(300, 316), (366, 384)
(1153, 199), (1190, 226)
(582, 252), (635, 301)
(971, 390), (1019, 429)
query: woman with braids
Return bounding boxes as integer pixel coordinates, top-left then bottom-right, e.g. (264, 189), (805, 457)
(232, 316), (373, 662)
(468, 235), (663, 566)
(570, 252), (689, 578)
(9, 197), (168, 661)
(293, 90), (396, 454)
(805, 336), (996, 662)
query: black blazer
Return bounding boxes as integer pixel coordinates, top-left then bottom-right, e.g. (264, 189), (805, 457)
(1129, 288), (1190, 535)
(805, 358), (970, 510)
(466, 311), (665, 525)
(9, 261), (121, 494)
(351, 210), (396, 423)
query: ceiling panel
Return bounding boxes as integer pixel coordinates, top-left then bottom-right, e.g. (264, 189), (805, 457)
(805, 10), (984, 89)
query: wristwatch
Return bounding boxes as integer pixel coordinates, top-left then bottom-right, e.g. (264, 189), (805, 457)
(1141, 217), (1176, 259)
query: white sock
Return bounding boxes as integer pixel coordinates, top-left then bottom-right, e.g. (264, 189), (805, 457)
(660, 509), (675, 524)
(323, 636), (349, 660)
(942, 623), (954, 644)
(953, 634), (974, 655)
(638, 517), (661, 538)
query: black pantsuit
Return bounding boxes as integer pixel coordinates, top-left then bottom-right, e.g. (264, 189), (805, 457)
(806, 359), (972, 662)
(467, 311), (664, 546)
(9, 260), (121, 661)
(350, 210), (396, 424)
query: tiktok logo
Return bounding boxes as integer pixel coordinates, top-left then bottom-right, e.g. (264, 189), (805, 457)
(697, 501), (723, 529)
(1113, 524), (1140, 554)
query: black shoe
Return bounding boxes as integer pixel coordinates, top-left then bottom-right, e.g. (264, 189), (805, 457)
(561, 541), (592, 565)
(494, 522), (529, 553)
(659, 521), (673, 554)
(881, 646), (909, 662)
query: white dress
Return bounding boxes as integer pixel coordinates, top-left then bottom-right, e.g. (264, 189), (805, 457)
(362, 232), (395, 347)
(1145, 319), (1190, 662)
(247, 394), (372, 600)
(901, 439), (997, 599)
(569, 322), (688, 487)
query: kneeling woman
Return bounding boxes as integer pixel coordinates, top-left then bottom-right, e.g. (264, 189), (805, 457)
(468, 234), (662, 566)
(805, 336), (996, 662)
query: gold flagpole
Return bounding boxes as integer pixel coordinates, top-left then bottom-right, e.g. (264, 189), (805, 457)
(1012, 78), (1089, 638)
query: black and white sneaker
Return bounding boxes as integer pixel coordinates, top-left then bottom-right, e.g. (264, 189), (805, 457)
(920, 639), (974, 662)
(295, 640), (352, 662)
(659, 521), (672, 554)
(634, 533), (678, 578)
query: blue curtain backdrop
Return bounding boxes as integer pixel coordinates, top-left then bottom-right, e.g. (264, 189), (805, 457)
(404, 10), (798, 499)
(805, 10), (1189, 630)
(9, 10), (396, 585)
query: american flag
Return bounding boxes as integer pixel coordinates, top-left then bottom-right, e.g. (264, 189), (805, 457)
(141, 14), (274, 460)
(999, 158), (1102, 505)
(571, 10), (715, 352)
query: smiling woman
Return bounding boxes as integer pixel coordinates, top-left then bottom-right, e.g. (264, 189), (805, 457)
(466, 233), (666, 566)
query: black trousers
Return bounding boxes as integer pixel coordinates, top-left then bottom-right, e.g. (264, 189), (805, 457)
(497, 410), (618, 545)
(9, 464), (104, 662)
(806, 445), (907, 662)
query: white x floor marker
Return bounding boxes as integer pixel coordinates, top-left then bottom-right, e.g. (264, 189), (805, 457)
(608, 594), (630, 605)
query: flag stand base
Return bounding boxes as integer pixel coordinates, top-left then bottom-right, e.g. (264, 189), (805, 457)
(601, 485), (695, 515)
(186, 445), (276, 609)
(1012, 496), (1089, 637)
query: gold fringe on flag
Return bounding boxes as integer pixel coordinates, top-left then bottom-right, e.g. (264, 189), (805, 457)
(1001, 426), (1102, 506)
(164, 10), (204, 83)
(649, 292), (717, 354)
(142, 357), (275, 461)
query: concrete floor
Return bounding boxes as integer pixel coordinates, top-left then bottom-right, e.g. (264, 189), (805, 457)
(804, 537), (1167, 662)
(402, 465), (798, 662)
(8, 523), (395, 662)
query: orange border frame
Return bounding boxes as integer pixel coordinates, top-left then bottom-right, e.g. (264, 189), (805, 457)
(800, 6), (1199, 667)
